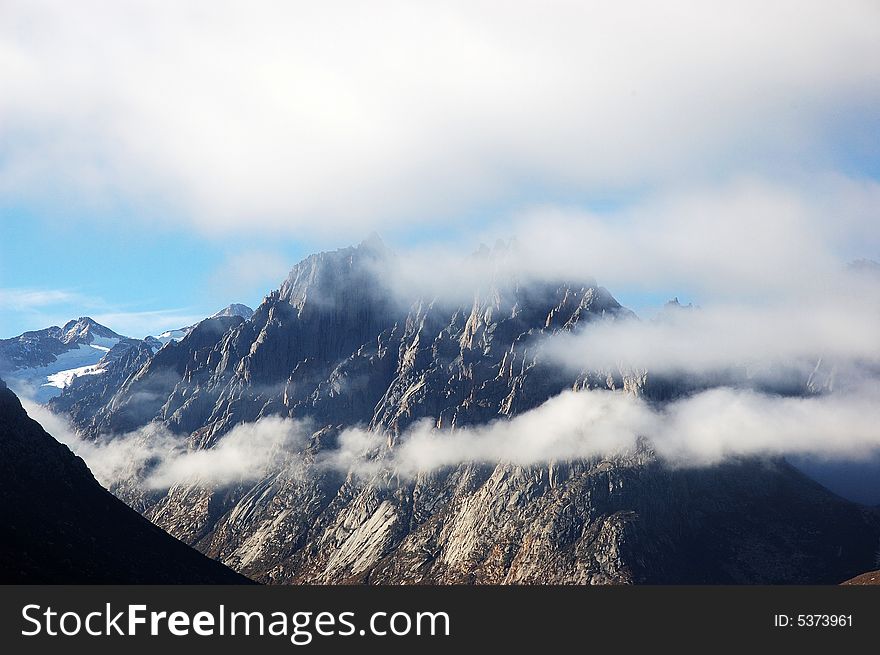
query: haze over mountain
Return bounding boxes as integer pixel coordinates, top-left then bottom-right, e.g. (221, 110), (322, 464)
(29, 238), (880, 585)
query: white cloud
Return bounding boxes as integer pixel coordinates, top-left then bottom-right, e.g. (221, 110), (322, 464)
(322, 387), (880, 478)
(0, 288), (93, 310)
(21, 400), (310, 489)
(208, 250), (294, 299)
(144, 417), (308, 489)
(1, 1), (878, 232)
(655, 387), (880, 465)
(541, 295), (880, 383)
(0, 286), (208, 339)
(377, 177), (880, 313)
(21, 382), (880, 491)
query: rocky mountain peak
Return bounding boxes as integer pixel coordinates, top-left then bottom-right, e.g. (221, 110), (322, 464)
(59, 317), (124, 345)
(277, 237), (393, 312)
(358, 231), (389, 254)
(43, 239), (880, 587)
(210, 303), (254, 320)
(848, 258), (880, 278)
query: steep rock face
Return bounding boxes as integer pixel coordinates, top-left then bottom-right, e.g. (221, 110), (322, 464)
(191, 452), (876, 585)
(72, 315), (248, 437)
(342, 458), (877, 585)
(51, 239), (880, 585)
(0, 378), (251, 583)
(47, 338), (157, 429)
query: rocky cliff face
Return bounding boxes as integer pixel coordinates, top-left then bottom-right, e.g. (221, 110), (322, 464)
(0, 377), (251, 583)
(47, 338), (157, 430)
(51, 239), (880, 584)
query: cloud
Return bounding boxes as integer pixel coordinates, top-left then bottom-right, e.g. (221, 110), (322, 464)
(21, 400), (309, 489)
(323, 387), (880, 478)
(209, 250), (294, 299)
(144, 417), (308, 489)
(0, 286), (207, 339)
(540, 295), (880, 386)
(379, 177), (880, 307)
(22, 381), (880, 493)
(654, 387), (880, 465)
(1, 1), (879, 231)
(0, 288), (95, 310)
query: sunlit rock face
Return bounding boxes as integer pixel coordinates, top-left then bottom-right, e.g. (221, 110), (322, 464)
(49, 239), (880, 585)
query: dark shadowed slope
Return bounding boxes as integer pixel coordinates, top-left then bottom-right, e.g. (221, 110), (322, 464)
(0, 378), (252, 584)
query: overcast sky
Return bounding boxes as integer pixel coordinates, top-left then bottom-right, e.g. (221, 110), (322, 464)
(1, 1), (879, 336)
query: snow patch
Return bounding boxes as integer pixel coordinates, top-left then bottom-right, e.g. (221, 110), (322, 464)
(5, 343), (114, 403)
(43, 364), (105, 389)
(89, 336), (119, 351)
(154, 328), (190, 345)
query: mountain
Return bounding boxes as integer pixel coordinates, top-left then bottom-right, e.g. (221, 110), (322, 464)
(47, 337), (160, 431)
(151, 303), (254, 346)
(211, 303), (255, 320)
(0, 306), (253, 407)
(50, 239), (880, 584)
(0, 377), (251, 583)
(0, 317), (126, 403)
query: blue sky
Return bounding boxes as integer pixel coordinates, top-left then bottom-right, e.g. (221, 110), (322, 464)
(1, 205), (309, 337)
(1, 2), (878, 338)
(0, 195), (679, 338)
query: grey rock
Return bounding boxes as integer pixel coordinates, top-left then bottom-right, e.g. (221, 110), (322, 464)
(50, 240), (880, 585)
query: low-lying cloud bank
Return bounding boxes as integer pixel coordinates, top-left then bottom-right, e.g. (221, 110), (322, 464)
(23, 401), (309, 490)
(540, 298), (880, 386)
(25, 386), (880, 491)
(326, 388), (880, 478)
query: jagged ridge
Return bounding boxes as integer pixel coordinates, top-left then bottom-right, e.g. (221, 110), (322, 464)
(50, 239), (880, 584)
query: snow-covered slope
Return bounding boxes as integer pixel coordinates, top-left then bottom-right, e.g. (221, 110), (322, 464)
(1, 309), (254, 403)
(153, 327), (190, 346)
(0, 318), (124, 402)
(11, 344), (114, 402)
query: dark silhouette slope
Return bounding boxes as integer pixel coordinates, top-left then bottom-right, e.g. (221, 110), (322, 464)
(0, 378), (252, 583)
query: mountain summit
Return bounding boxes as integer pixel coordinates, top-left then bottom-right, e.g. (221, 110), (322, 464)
(46, 240), (880, 585)
(152, 303), (255, 346)
(59, 317), (124, 345)
(0, 317), (126, 403)
(211, 303), (255, 320)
